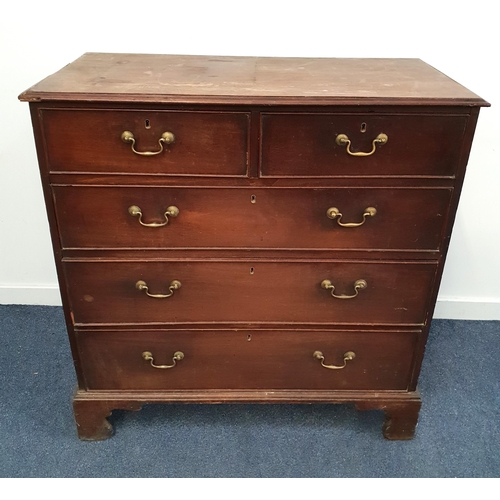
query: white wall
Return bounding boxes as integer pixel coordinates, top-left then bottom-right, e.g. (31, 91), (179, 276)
(1, 0), (498, 319)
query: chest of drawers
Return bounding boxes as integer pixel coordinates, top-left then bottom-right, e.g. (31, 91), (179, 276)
(19, 54), (488, 440)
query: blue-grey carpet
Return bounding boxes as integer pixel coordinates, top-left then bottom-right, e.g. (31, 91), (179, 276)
(0, 305), (498, 477)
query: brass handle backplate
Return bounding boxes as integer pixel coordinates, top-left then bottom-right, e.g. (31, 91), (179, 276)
(128, 205), (179, 227)
(327, 206), (376, 227)
(121, 130), (175, 156)
(336, 133), (388, 156)
(135, 279), (181, 299)
(321, 279), (367, 299)
(142, 351), (184, 369)
(313, 350), (356, 370)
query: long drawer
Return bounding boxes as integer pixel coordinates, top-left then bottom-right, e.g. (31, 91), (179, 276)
(64, 260), (437, 325)
(76, 329), (418, 391)
(40, 109), (250, 176)
(261, 113), (467, 177)
(52, 186), (452, 252)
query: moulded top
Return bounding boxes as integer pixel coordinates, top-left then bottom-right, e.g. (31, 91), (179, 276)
(18, 52), (489, 106)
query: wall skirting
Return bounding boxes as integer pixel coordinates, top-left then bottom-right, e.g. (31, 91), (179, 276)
(0, 285), (62, 307)
(432, 296), (500, 321)
(0, 286), (499, 321)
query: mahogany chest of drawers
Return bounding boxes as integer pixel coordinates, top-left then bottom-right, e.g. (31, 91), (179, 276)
(19, 53), (488, 440)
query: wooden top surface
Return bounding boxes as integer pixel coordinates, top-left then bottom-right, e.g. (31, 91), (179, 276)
(19, 52), (488, 106)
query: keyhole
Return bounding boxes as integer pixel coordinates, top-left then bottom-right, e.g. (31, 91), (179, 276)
(360, 122), (367, 133)
(247, 334), (252, 341)
(250, 267), (254, 275)
(145, 119), (151, 129)
(251, 195), (256, 204)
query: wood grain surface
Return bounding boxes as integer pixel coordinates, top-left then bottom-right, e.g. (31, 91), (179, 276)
(52, 185), (452, 252)
(63, 260), (437, 326)
(76, 329), (417, 391)
(19, 53), (489, 106)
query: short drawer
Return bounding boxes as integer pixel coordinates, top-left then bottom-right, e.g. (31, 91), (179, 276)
(64, 260), (437, 326)
(52, 186), (452, 252)
(76, 329), (418, 391)
(261, 113), (467, 177)
(40, 109), (250, 176)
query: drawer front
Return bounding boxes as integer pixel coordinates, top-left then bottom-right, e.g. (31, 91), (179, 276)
(261, 113), (467, 177)
(77, 329), (417, 391)
(53, 186), (452, 252)
(64, 260), (437, 325)
(41, 109), (249, 176)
